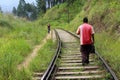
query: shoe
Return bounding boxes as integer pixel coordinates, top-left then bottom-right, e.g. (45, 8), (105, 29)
(85, 60), (89, 64)
(82, 63), (85, 66)
(86, 61), (89, 64)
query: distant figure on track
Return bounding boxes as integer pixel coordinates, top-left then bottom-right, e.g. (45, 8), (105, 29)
(47, 24), (51, 33)
(76, 17), (95, 66)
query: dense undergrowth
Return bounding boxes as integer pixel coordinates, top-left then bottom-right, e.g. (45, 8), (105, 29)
(0, 0), (120, 79)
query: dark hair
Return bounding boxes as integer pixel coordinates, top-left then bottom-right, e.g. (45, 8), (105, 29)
(83, 17), (88, 23)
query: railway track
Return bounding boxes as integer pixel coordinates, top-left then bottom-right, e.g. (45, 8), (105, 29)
(33, 29), (118, 80)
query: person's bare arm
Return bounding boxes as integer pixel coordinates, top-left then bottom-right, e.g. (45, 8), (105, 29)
(76, 27), (80, 35)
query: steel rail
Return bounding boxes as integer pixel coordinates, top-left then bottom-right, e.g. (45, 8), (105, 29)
(41, 29), (62, 80)
(63, 29), (118, 80)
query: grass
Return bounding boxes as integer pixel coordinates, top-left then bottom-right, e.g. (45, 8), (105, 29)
(58, 0), (120, 78)
(1, 39), (56, 80)
(0, 14), (48, 79)
(95, 32), (120, 79)
(61, 1), (120, 78)
(0, 0), (120, 79)
(29, 39), (56, 72)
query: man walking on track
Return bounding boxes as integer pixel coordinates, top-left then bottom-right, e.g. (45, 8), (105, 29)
(76, 17), (95, 66)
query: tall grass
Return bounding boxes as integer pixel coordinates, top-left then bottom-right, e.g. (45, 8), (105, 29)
(0, 0), (120, 79)
(0, 14), (47, 79)
(29, 39), (56, 72)
(38, 0), (120, 78)
(60, 0), (120, 78)
(95, 32), (120, 79)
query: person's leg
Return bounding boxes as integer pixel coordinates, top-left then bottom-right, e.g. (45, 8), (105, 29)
(86, 52), (89, 64)
(81, 45), (86, 66)
(81, 51), (88, 65)
(86, 44), (92, 64)
(49, 28), (50, 33)
(81, 45), (91, 65)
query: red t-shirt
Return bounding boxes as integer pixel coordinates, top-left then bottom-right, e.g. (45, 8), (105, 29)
(76, 23), (94, 45)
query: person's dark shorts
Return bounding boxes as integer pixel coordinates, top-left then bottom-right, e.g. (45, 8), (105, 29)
(80, 44), (92, 53)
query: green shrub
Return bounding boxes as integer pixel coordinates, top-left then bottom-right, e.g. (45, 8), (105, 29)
(0, 19), (12, 28)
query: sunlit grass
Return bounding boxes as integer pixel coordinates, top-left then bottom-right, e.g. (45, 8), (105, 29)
(0, 14), (47, 79)
(95, 32), (120, 78)
(0, 0), (120, 79)
(29, 39), (56, 72)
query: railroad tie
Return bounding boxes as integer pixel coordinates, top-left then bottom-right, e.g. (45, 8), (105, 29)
(55, 41), (106, 80)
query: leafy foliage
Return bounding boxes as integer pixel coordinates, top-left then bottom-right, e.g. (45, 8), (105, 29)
(17, 0), (26, 17)
(36, 0), (46, 14)
(13, 0), (37, 20)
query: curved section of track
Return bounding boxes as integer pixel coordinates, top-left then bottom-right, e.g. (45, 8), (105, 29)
(54, 29), (107, 80)
(33, 29), (118, 80)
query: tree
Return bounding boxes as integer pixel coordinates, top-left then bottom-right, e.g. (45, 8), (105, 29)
(52, 0), (59, 6)
(46, 0), (51, 8)
(65, 0), (75, 23)
(12, 7), (17, 15)
(36, 0), (46, 14)
(13, 0), (37, 20)
(17, 0), (26, 17)
(0, 6), (2, 13)
(25, 3), (37, 20)
(65, 0), (75, 4)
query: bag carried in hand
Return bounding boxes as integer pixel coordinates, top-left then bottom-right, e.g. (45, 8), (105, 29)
(90, 44), (95, 53)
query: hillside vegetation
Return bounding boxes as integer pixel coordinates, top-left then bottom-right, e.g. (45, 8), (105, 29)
(40, 0), (120, 78)
(72, 0), (120, 78)
(0, 0), (120, 79)
(0, 13), (47, 79)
